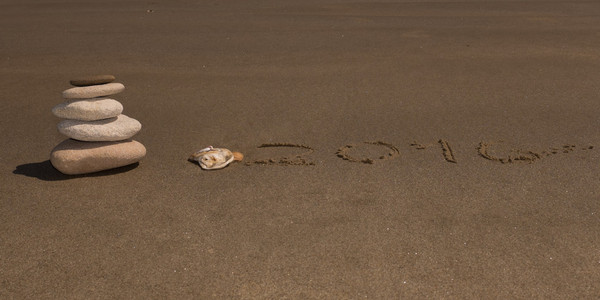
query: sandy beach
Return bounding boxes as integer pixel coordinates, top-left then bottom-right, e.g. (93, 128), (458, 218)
(2, 0), (600, 298)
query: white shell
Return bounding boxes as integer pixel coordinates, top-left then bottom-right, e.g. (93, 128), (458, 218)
(189, 146), (235, 170)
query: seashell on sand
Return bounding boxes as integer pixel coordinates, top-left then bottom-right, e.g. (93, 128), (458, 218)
(189, 146), (243, 170)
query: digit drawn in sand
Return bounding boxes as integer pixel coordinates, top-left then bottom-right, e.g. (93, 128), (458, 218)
(247, 143), (316, 166)
(411, 140), (456, 163)
(336, 141), (399, 164)
(477, 141), (541, 164)
(541, 144), (595, 156)
(478, 142), (593, 164)
(438, 139), (457, 163)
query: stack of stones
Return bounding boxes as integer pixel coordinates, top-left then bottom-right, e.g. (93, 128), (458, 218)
(50, 75), (146, 175)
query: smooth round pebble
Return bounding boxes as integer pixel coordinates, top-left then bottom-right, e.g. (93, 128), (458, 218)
(57, 114), (141, 141)
(62, 82), (125, 99)
(70, 75), (116, 87)
(52, 98), (123, 121)
(50, 139), (146, 175)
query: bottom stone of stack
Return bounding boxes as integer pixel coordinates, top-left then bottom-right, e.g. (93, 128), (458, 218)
(50, 139), (146, 175)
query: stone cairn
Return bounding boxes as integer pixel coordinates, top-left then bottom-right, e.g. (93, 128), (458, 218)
(50, 75), (146, 175)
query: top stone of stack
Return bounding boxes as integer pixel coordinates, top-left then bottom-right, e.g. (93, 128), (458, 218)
(63, 74), (123, 99)
(70, 74), (115, 87)
(62, 82), (125, 99)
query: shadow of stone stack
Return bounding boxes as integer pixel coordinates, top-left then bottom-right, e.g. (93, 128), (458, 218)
(50, 75), (146, 175)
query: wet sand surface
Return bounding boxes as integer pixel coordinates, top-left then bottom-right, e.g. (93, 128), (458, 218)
(2, 1), (600, 298)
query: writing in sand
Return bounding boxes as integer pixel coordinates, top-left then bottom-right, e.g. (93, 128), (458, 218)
(241, 140), (595, 166)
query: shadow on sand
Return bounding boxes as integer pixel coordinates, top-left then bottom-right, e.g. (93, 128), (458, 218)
(13, 160), (139, 181)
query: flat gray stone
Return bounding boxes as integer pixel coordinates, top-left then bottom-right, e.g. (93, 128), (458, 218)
(57, 114), (142, 141)
(62, 82), (125, 99)
(52, 98), (123, 121)
(70, 75), (116, 87)
(50, 139), (146, 175)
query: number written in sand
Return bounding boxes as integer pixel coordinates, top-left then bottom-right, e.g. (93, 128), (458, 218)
(336, 141), (400, 164)
(477, 141), (594, 164)
(242, 140), (594, 166)
(410, 139), (457, 163)
(246, 143), (316, 166)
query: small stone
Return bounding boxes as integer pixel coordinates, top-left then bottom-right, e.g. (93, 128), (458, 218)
(70, 75), (116, 87)
(50, 139), (146, 175)
(57, 114), (142, 141)
(52, 98), (123, 121)
(62, 82), (125, 99)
